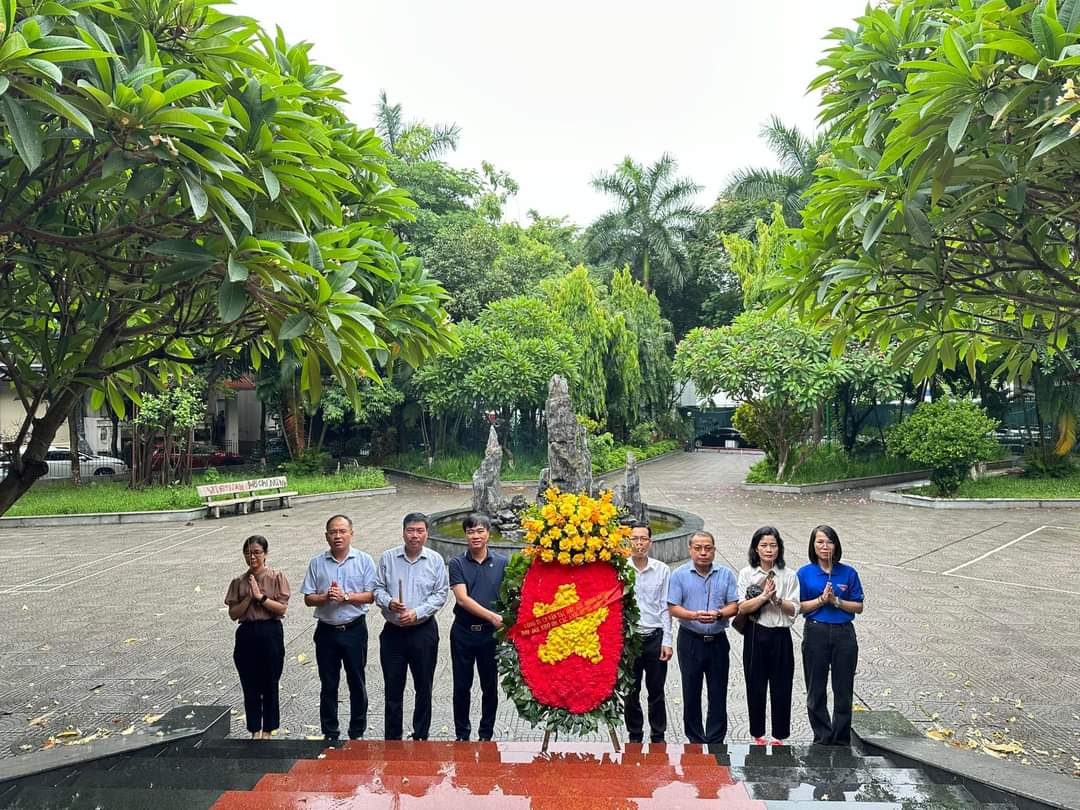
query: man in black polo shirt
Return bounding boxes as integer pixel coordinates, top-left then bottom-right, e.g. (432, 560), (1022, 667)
(448, 512), (508, 741)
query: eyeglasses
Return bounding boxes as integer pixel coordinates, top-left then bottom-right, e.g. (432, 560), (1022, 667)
(243, 549), (266, 557)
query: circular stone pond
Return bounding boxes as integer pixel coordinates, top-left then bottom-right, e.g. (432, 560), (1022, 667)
(426, 505), (704, 565)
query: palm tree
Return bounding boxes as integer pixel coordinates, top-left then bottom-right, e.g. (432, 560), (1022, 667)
(587, 154), (702, 290)
(374, 90), (461, 163)
(724, 116), (829, 226)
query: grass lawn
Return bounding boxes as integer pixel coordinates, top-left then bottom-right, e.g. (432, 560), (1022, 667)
(910, 471), (1080, 499)
(746, 445), (924, 485)
(383, 449), (548, 483)
(383, 440), (680, 483)
(5, 467), (387, 517)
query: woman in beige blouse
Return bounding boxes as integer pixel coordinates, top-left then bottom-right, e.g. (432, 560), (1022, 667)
(225, 535), (290, 739)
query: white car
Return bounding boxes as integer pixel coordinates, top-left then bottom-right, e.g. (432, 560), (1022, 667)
(0, 448), (129, 479)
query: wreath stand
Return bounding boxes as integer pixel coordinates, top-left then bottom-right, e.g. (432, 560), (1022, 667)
(541, 725), (621, 753)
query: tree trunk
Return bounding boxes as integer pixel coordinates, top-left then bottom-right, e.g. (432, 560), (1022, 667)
(68, 405), (82, 488)
(0, 386), (83, 516)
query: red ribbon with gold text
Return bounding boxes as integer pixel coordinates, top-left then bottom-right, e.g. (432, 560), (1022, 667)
(508, 585), (623, 639)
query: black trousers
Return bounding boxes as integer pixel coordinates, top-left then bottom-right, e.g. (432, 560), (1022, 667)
(314, 617), (369, 740)
(450, 622), (498, 741)
(624, 629), (668, 743)
(233, 619), (285, 733)
(801, 620), (859, 745)
(676, 629), (729, 744)
(380, 619), (439, 740)
(742, 622), (794, 740)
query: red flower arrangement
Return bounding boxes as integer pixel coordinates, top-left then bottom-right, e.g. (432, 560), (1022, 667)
(514, 561), (624, 713)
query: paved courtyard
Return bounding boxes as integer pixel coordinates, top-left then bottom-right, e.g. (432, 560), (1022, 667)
(1, 451), (1078, 778)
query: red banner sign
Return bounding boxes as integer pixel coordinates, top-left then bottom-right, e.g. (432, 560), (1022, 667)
(508, 584), (623, 639)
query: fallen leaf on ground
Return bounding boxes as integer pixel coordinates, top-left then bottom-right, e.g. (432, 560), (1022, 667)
(296, 654), (308, 665)
(142, 713), (164, 724)
(927, 728), (954, 741)
(983, 741), (1024, 755)
(120, 725), (135, 735)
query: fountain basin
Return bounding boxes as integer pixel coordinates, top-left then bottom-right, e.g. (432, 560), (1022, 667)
(426, 505), (704, 565)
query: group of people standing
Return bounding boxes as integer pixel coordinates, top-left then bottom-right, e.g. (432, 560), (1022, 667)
(629, 524), (864, 747)
(224, 511), (506, 742)
(224, 513), (864, 748)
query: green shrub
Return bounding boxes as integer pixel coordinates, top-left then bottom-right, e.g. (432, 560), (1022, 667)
(732, 402), (768, 452)
(628, 421), (657, 448)
(202, 466), (220, 483)
(283, 450), (331, 476)
(1022, 447), (1077, 478)
(887, 400), (1000, 495)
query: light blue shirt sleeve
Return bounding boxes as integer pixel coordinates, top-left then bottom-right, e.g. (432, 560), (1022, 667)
(723, 568), (739, 604)
(415, 555), (449, 621)
(300, 557), (320, 595)
(374, 550), (394, 610)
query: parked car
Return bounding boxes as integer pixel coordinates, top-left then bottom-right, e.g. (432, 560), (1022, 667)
(696, 427), (749, 449)
(150, 442), (244, 470)
(0, 448), (129, 479)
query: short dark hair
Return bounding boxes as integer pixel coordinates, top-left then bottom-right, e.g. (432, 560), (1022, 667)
(403, 511), (429, 530)
(689, 530), (715, 547)
(243, 535), (269, 553)
(325, 514), (352, 531)
(630, 523), (652, 538)
(808, 524), (843, 564)
(748, 526), (785, 569)
(462, 512), (491, 531)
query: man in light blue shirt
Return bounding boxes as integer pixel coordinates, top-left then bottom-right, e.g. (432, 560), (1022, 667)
(625, 524), (673, 744)
(667, 530), (739, 744)
(373, 512), (449, 740)
(301, 514), (377, 741)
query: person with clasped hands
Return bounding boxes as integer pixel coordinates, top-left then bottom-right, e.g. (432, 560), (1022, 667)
(737, 526), (800, 746)
(667, 530), (740, 744)
(225, 535), (290, 739)
(797, 524), (865, 746)
(301, 514), (377, 741)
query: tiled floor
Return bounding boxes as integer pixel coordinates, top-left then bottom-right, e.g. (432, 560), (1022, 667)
(1, 452), (1078, 778)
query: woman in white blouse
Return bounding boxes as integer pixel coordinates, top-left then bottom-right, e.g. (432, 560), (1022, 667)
(737, 526), (799, 745)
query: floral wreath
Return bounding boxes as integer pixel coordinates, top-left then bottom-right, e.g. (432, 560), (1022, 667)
(496, 487), (641, 736)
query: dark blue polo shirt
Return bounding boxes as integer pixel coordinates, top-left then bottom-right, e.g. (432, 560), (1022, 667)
(448, 550), (508, 626)
(797, 561), (864, 624)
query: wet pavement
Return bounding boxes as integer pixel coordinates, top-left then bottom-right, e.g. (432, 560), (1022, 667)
(1, 451), (1077, 779)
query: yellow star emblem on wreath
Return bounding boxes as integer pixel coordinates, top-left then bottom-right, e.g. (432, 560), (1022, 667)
(533, 583), (608, 665)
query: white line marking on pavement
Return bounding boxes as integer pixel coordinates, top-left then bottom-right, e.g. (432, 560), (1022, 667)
(40, 526), (227, 592)
(1046, 525), (1080, 533)
(0, 525), (212, 593)
(942, 572), (1080, 596)
(941, 526), (1047, 576)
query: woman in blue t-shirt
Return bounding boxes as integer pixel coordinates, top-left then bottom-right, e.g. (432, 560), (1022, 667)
(797, 524), (864, 745)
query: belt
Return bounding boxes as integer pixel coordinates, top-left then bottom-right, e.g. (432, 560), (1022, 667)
(685, 628), (725, 642)
(459, 622), (492, 632)
(319, 615), (366, 631)
(636, 627), (663, 637)
(385, 618), (431, 630)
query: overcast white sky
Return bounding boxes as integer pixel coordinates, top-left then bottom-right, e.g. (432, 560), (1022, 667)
(228, 1), (866, 227)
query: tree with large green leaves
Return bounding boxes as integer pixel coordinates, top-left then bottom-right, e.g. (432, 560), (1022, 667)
(586, 153), (702, 290)
(0, 0), (453, 514)
(788, 0), (1080, 385)
(724, 116), (830, 228)
(674, 310), (847, 480)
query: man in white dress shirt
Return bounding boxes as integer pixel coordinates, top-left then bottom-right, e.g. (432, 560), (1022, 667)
(624, 523), (673, 744)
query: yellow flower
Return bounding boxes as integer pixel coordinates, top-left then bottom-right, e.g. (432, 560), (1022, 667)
(557, 551), (571, 565)
(539, 534), (553, 548)
(548, 526), (562, 540)
(599, 549), (612, 561)
(572, 553), (584, 565)
(541, 549), (554, 563)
